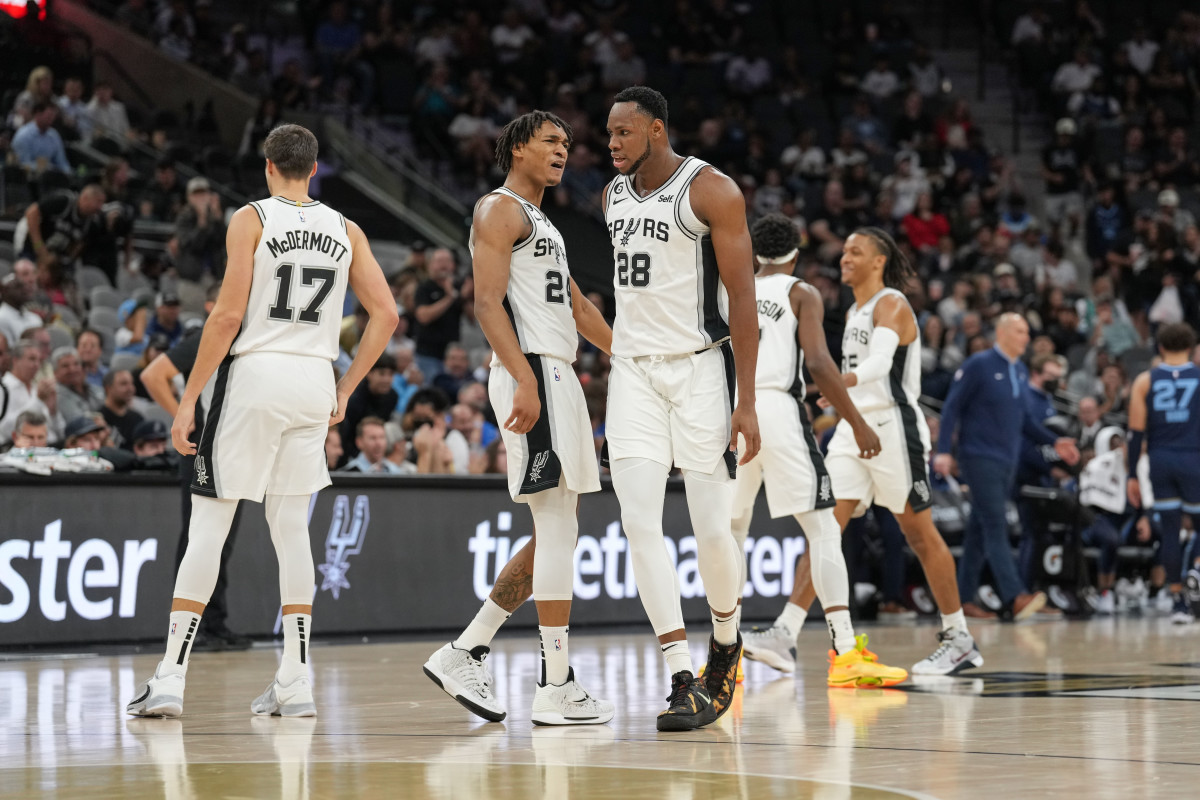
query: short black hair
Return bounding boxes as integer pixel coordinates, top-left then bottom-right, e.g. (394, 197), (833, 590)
(751, 214), (801, 262)
(494, 110), (572, 174)
(264, 123), (319, 180)
(1158, 322), (1197, 354)
(372, 353), (396, 372)
(406, 387), (451, 414)
(613, 86), (668, 127)
(852, 227), (917, 290)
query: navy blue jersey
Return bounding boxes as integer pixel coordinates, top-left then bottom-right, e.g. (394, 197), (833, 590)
(1146, 363), (1200, 452)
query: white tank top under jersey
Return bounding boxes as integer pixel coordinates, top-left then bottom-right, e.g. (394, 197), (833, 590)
(754, 273), (805, 397)
(470, 187), (578, 364)
(841, 287), (922, 414)
(603, 157), (730, 358)
(232, 196), (353, 361)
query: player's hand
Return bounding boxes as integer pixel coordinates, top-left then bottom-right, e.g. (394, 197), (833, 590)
(816, 396), (832, 410)
(731, 404), (760, 465)
(1054, 437), (1080, 466)
(852, 422), (882, 460)
(1127, 476), (1141, 509)
(932, 453), (954, 476)
(1136, 514), (1151, 542)
(329, 391), (349, 427)
(172, 399), (197, 456)
(506, 378), (540, 434)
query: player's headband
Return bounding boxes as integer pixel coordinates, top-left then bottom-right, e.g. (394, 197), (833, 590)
(755, 249), (798, 265)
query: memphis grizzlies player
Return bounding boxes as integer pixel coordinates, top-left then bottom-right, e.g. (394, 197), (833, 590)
(128, 124), (398, 718)
(732, 214), (906, 687)
(603, 86), (760, 731)
(1126, 322), (1200, 624)
(424, 111), (615, 724)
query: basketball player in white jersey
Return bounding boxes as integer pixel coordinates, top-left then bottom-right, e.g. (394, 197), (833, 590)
(127, 124), (398, 717)
(775, 227), (982, 676)
(423, 111), (616, 725)
(603, 86), (761, 731)
(732, 215), (907, 687)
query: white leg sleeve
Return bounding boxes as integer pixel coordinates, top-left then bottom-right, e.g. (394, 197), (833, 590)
(174, 496), (240, 605)
(731, 505), (752, 612)
(528, 487), (578, 602)
(682, 460), (741, 615)
(610, 457), (684, 636)
(795, 508), (849, 609)
(265, 493), (316, 607)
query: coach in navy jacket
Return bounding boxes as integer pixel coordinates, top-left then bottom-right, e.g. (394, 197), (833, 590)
(933, 313), (1079, 617)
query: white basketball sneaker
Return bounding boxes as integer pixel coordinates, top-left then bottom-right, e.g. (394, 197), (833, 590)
(423, 642), (506, 722)
(127, 663), (186, 718)
(742, 626), (797, 673)
(531, 668), (615, 726)
(251, 674), (317, 717)
(911, 628), (984, 676)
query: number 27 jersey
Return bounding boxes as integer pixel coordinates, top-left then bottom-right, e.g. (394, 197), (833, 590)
(603, 157), (729, 357)
(233, 196), (353, 361)
(1146, 362), (1200, 452)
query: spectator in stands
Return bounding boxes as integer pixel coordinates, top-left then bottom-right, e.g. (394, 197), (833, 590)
(131, 419), (171, 461)
(1091, 296), (1141, 358)
(1097, 362), (1129, 417)
(55, 76), (92, 143)
(390, 343), (422, 413)
(53, 346), (103, 424)
(114, 295), (151, 356)
(86, 82), (131, 144)
(100, 369), (143, 448)
(9, 410), (48, 448)
(1042, 118), (1090, 239)
(340, 416), (408, 473)
(413, 248), (472, 380)
(9, 65), (54, 127)
(809, 180), (863, 261)
(340, 354), (398, 461)
(146, 291), (183, 348)
(325, 427), (344, 471)
(0, 340), (59, 445)
(1155, 189), (1197, 235)
(273, 59), (317, 112)
(172, 177), (226, 312)
(861, 54), (900, 102)
(1085, 182), (1126, 264)
(0, 275), (41, 348)
(1073, 396), (1104, 452)
(19, 185), (107, 266)
(139, 159), (185, 222)
(433, 343), (472, 400)
(76, 328), (107, 388)
(11, 102), (71, 174)
(238, 97), (282, 159)
(63, 415), (107, 451)
(1037, 239), (1078, 292)
(907, 44), (943, 99)
(1154, 130), (1200, 189)
(1052, 48), (1103, 98)
(315, 1), (374, 108)
(20, 327), (52, 382)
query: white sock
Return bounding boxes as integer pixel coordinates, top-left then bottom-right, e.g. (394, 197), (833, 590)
(941, 609), (968, 634)
(279, 613), (311, 684)
(826, 609), (856, 655)
(661, 640), (694, 676)
(455, 598), (511, 651)
(539, 625), (570, 686)
(161, 610), (201, 676)
(711, 609), (738, 646)
(774, 603), (808, 639)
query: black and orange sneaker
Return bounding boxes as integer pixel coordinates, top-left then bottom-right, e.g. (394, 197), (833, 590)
(702, 633), (742, 722)
(656, 671), (716, 732)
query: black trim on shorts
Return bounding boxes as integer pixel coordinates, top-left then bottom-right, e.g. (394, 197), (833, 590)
(191, 352), (235, 497)
(794, 394), (835, 510)
(719, 340), (737, 479)
(888, 345), (933, 512)
(518, 354), (563, 495)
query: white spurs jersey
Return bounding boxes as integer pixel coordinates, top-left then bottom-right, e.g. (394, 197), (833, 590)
(841, 287), (922, 414)
(603, 157), (729, 357)
(469, 187), (577, 364)
(232, 196), (353, 361)
(754, 273), (806, 397)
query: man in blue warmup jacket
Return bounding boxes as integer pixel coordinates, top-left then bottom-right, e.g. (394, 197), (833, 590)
(933, 313), (1080, 620)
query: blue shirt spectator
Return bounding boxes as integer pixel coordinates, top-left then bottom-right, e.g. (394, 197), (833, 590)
(11, 104), (72, 173)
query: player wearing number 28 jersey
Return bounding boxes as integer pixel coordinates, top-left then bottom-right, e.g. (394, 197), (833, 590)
(129, 123), (399, 719)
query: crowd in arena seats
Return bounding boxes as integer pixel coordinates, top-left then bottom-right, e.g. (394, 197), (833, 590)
(6, 1), (1200, 615)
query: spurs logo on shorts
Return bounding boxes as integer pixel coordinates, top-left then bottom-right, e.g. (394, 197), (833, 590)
(194, 456), (209, 486)
(819, 476), (832, 502)
(913, 479), (931, 503)
(529, 450), (550, 483)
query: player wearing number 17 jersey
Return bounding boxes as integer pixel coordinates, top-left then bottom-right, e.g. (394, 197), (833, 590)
(603, 86), (761, 731)
(128, 124), (399, 719)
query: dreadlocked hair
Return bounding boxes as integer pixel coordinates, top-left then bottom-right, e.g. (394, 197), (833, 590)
(853, 227), (917, 290)
(751, 214), (801, 262)
(494, 110), (573, 174)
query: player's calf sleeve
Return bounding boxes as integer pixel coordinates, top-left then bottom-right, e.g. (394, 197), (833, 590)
(795, 509), (849, 609)
(682, 460), (741, 615)
(173, 496), (240, 605)
(529, 487), (578, 601)
(1157, 506), (1184, 585)
(732, 506), (751, 617)
(610, 457), (684, 636)
(265, 493), (316, 607)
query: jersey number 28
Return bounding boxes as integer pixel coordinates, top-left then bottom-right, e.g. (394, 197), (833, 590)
(616, 252), (651, 287)
(268, 263), (337, 323)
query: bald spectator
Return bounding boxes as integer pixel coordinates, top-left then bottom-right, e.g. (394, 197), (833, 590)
(413, 248), (473, 381)
(19, 185), (106, 262)
(1074, 396), (1103, 452)
(9, 410), (48, 448)
(53, 347), (104, 423)
(100, 369), (143, 448)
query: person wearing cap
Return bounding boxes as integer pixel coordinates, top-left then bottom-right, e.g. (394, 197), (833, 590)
(53, 346), (104, 424)
(173, 176), (227, 314)
(114, 293), (153, 355)
(63, 414), (107, 451)
(139, 158), (185, 222)
(1043, 117), (1091, 237)
(132, 419), (170, 459)
(1155, 188), (1197, 236)
(146, 291), (184, 347)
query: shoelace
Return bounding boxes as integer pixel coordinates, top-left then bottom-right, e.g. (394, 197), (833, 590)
(665, 675), (694, 706)
(455, 653), (493, 696)
(923, 633), (955, 663)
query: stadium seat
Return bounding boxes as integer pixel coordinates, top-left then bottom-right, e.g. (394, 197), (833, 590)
(76, 265), (113, 294)
(89, 285), (123, 311)
(87, 306), (121, 334)
(46, 325), (73, 352)
(109, 352), (141, 373)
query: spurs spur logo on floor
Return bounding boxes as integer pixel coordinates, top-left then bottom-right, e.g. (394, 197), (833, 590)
(317, 495), (370, 600)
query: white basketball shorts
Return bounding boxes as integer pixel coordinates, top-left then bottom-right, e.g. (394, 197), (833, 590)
(733, 389), (835, 519)
(824, 404), (934, 514)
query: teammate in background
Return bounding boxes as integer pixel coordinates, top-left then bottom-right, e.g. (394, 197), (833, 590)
(781, 228), (982, 676)
(1126, 322), (1200, 624)
(423, 111), (616, 725)
(603, 86), (760, 731)
(733, 215), (907, 687)
(128, 124), (398, 718)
